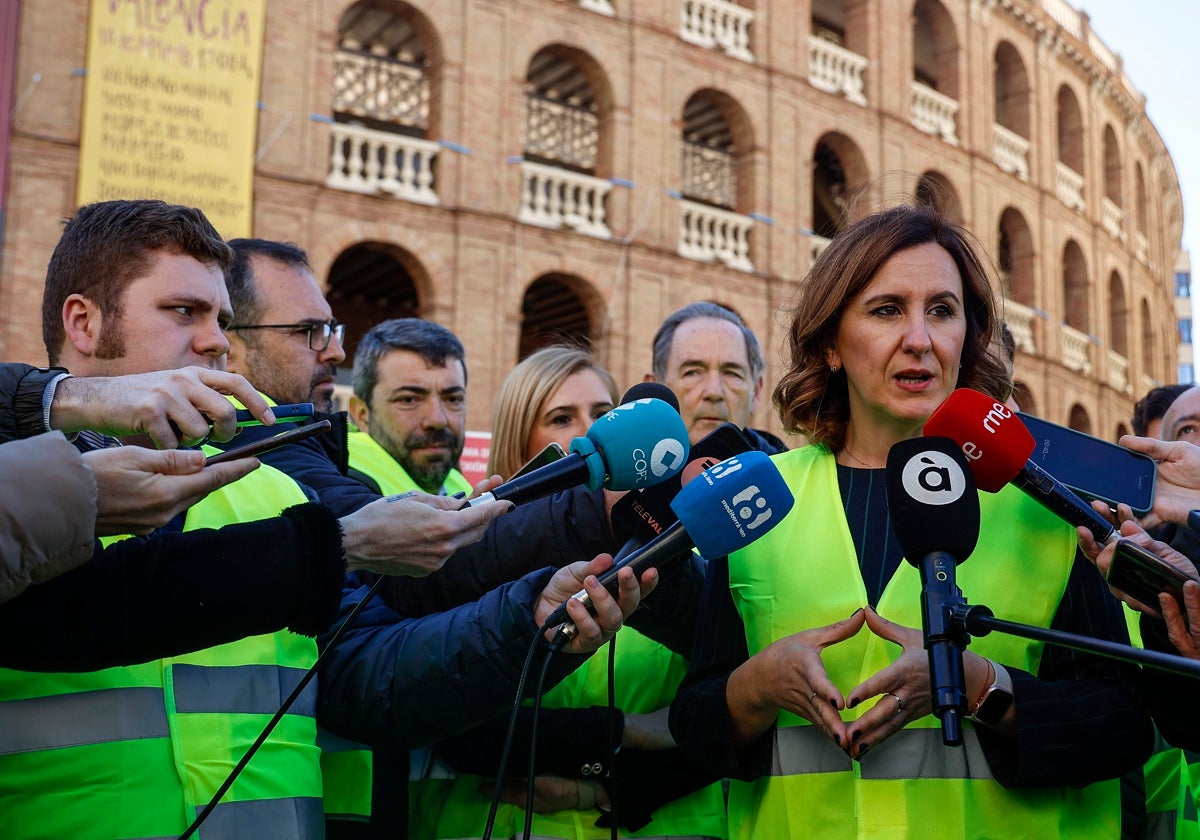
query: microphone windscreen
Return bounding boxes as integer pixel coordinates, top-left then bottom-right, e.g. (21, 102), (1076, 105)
(925, 388), (1034, 493)
(886, 437), (980, 564)
(621, 381), (680, 414)
(669, 450), (794, 557)
(586, 397), (690, 490)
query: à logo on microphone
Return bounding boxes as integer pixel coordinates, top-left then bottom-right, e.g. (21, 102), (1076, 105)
(901, 450), (968, 505)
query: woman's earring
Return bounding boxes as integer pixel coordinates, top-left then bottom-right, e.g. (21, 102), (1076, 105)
(830, 363), (840, 373)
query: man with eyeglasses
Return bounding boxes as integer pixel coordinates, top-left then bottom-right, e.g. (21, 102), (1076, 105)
(225, 239), (347, 414)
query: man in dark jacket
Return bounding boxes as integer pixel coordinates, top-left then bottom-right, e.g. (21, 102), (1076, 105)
(644, 301), (788, 455)
(218, 237), (703, 837)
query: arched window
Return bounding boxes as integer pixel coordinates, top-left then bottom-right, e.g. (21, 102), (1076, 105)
(326, 242), (424, 368)
(681, 93), (738, 210)
(1108, 271), (1127, 357)
(1068, 404), (1092, 435)
(997, 207), (1034, 306)
(1103, 125), (1122, 204)
(1012, 381), (1036, 415)
(1054, 85), (1086, 211)
(519, 47), (613, 237)
(915, 171), (962, 224)
(911, 0), (960, 143)
(328, 2), (440, 201)
(812, 133), (868, 240)
(1141, 298), (1155, 380)
(1062, 240), (1089, 333)
(992, 41), (1030, 180)
(676, 89), (756, 271)
(519, 274), (599, 359)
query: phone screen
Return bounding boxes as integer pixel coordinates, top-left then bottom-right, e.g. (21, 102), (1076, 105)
(1018, 412), (1156, 515)
(1105, 538), (1195, 617)
(513, 442), (566, 479)
(204, 420), (333, 466)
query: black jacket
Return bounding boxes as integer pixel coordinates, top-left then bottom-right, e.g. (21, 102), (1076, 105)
(0, 363), (344, 671)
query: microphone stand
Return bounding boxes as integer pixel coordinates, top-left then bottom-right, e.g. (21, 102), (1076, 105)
(928, 598), (1200, 749)
(949, 602), (1200, 679)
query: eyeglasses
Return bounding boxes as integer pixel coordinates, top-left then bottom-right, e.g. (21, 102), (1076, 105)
(227, 320), (346, 352)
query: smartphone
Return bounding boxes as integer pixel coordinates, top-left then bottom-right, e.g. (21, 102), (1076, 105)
(234, 403), (314, 427)
(1105, 538), (1197, 617)
(1018, 411), (1156, 516)
(513, 442), (566, 479)
(204, 420), (333, 466)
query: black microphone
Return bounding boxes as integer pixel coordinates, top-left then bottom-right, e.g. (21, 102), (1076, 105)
(619, 381), (680, 414)
(886, 436), (981, 746)
(546, 450), (794, 642)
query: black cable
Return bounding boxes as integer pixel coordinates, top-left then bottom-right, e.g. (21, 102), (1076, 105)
(607, 636), (619, 840)
(177, 575), (385, 840)
(482, 627), (548, 840)
(522, 642), (559, 840)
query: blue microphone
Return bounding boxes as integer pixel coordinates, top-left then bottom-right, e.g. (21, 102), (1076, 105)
(545, 450), (794, 634)
(469, 397), (689, 508)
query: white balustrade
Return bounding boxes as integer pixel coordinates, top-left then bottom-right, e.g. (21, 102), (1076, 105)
(1107, 349), (1131, 395)
(808, 36), (868, 106)
(326, 123), (439, 205)
(518, 160), (612, 239)
(810, 233), (831, 265)
(911, 82), (958, 145)
(992, 123), (1030, 181)
(1102, 197), (1126, 242)
(679, 0), (754, 62)
(576, 0), (615, 15)
(1003, 300), (1037, 354)
(1060, 324), (1093, 375)
(1135, 231), (1150, 264)
(677, 198), (754, 272)
(1040, 0), (1082, 38)
(1055, 161), (1085, 212)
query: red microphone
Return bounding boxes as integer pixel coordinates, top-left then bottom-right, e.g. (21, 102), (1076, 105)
(925, 388), (1116, 544)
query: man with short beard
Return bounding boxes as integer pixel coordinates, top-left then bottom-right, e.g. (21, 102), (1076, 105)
(225, 239), (345, 414)
(347, 318), (473, 497)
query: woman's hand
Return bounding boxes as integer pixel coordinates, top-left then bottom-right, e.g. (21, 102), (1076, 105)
(1081, 518), (1199, 615)
(844, 607), (993, 759)
(1161, 581), (1200, 660)
(727, 608), (866, 752)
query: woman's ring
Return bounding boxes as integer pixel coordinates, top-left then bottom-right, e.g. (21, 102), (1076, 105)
(810, 690), (819, 705)
(887, 692), (905, 713)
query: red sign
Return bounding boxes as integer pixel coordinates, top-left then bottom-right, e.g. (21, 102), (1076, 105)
(458, 430), (492, 488)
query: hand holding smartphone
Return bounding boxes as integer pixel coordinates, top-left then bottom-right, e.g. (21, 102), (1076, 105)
(204, 420), (332, 466)
(234, 403), (314, 427)
(1105, 538), (1199, 618)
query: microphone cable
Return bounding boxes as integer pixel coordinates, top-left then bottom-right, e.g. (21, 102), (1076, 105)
(484, 538), (641, 840)
(176, 574), (385, 840)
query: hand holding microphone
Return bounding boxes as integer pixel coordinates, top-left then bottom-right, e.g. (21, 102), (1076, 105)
(543, 450), (795, 645)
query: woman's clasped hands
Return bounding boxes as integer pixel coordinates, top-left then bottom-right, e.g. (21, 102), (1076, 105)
(762, 605), (992, 761)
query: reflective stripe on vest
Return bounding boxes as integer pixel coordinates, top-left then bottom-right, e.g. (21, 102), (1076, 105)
(769, 726), (992, 781)
(725, 446), (1119, 840)
(0, 461), (321, 840)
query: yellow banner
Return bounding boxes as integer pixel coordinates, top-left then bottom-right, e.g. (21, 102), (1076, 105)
(77, 0), (267, 237)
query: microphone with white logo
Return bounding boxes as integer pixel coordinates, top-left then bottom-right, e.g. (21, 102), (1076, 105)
(545, 450), (794, 641)
(924, 388), (1116, 544)
(886, 436), (980, 746)
(469, 397), (690, 508)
